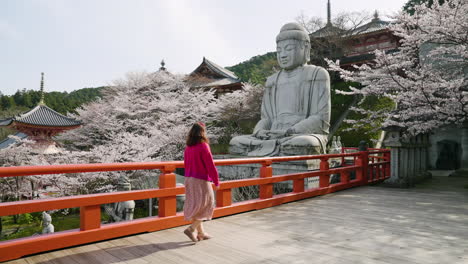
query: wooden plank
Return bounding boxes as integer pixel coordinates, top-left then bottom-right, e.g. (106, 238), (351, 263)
(4, 176), (467, 264)
(66, 244), (123, 264)
(94, 240), (148, 264)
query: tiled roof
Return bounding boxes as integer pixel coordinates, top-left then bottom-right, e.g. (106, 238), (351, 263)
(191, 57), (240, 80)
(0, 132), (27, 149)
(0, 119), (12, 126)
(310, 14), (391, 39)
(347, 16), (391, 36)
(188, 57), (241, 89)
(310, 23), (344, 38)
(203, 58), (239, 80)
(1, 105), (81, 127)
(194, 78), (240, 88)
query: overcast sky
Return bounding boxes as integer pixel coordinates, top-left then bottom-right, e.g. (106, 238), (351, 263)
(0, 0), (408, 95)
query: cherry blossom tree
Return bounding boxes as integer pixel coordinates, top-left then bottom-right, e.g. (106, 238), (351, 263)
(0, 138), (99, 201)
(215, 83), (264, 147)
(1, 70), (262, 197)
(327, 0), (467, 136)
(60, 71), (224, 162)
(56, 71), (246, 192)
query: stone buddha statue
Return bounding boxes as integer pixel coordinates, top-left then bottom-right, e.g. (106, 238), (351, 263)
(42, 211), (54, 234)
(105, 175), (136, 222)
(229, 22), (331, 156)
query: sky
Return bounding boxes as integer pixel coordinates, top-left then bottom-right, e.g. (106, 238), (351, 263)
(0, 0), (408, 95)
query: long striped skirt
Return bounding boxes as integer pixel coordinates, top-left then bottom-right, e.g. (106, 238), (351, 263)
(183, 177), (215, 221)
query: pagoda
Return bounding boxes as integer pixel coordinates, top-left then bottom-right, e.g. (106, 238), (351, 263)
(309, 1), (399, 68)
(0, 73), (82, 153)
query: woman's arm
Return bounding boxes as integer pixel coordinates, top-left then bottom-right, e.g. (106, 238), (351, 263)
(201, 143), (219, 187)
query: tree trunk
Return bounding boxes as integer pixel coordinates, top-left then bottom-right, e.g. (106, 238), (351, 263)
(329, 94), (360, 141)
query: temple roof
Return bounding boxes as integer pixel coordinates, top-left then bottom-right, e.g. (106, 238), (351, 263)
(310, 0), (345, 38)
(310, 23), (344, 38)
(310, 10), (391, 39)
(0, 132), (27, 149)
(191, 57), (239, 80)
(347, 12), (391, 36)
(0, 104), (82, 127)
(188, 57), (241, 88)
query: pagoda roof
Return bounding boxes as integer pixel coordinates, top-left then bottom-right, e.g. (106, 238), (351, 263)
(310, 23), (344, 38)
(0, 104), (82, 128)
(310, 12), (391, 39)
(347, 12), (391, 37)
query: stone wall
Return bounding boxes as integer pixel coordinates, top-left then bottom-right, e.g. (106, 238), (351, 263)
(215, 157), (322, 189)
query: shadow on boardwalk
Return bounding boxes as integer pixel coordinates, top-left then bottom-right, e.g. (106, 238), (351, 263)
(6, 176), (468, 264)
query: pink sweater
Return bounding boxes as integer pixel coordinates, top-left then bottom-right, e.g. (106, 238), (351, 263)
(184, 142), (219, 186)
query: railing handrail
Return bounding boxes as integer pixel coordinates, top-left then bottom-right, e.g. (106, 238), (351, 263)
(0, 149), (391, 262)
(0, 152), (362, 178)
(0, 165), (361, 216)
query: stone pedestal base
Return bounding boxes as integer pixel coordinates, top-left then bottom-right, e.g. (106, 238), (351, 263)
(215, 155), (341, 189)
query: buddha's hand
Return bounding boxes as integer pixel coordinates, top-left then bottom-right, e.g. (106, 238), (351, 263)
(267, 130), (288, 139)
(285, 128), (296, 136)
(253, 129), (270, 139)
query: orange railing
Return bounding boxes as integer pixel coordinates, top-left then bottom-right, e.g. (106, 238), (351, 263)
(0, 150), (390, 261)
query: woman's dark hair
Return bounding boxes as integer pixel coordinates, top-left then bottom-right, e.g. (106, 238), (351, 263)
(186, 122), (209, 146)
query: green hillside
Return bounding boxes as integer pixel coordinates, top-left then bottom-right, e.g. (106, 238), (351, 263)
(227, 52), (277, 85)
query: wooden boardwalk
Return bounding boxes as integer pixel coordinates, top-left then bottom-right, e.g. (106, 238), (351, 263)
(5, 176), (468, 264)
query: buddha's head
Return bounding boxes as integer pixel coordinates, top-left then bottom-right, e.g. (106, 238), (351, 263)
(276, 22), (310, 71)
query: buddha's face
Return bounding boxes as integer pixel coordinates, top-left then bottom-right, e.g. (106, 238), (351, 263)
(276, 39), (307, 70)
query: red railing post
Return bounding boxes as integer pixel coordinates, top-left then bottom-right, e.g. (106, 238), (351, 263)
(341, 147), (346, 166)
(341, 170), (350, 185)
(80, 205), (101, 231)
(356, 150), (369, 184)
(158, 165), (177, 217)
(260, 160), (273, 199)
(293, 174), (305, 193)
(319, 158), (330, 188)
(216, 188), (232, 207)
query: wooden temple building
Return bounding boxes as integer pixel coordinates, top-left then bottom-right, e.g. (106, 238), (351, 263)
(186, 57), (243, 96)
(339, 11), (399, 67)
(309, 0), (399, 68)
(0, 73), (82, 153)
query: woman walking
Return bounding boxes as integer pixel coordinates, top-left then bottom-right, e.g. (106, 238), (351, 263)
(183, 122), (219, 243)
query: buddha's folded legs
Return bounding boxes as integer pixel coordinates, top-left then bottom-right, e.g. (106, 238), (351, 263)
(229, 135), (277, 156)
(229, 134), (327, 157)
(279, 135), (327, 156)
